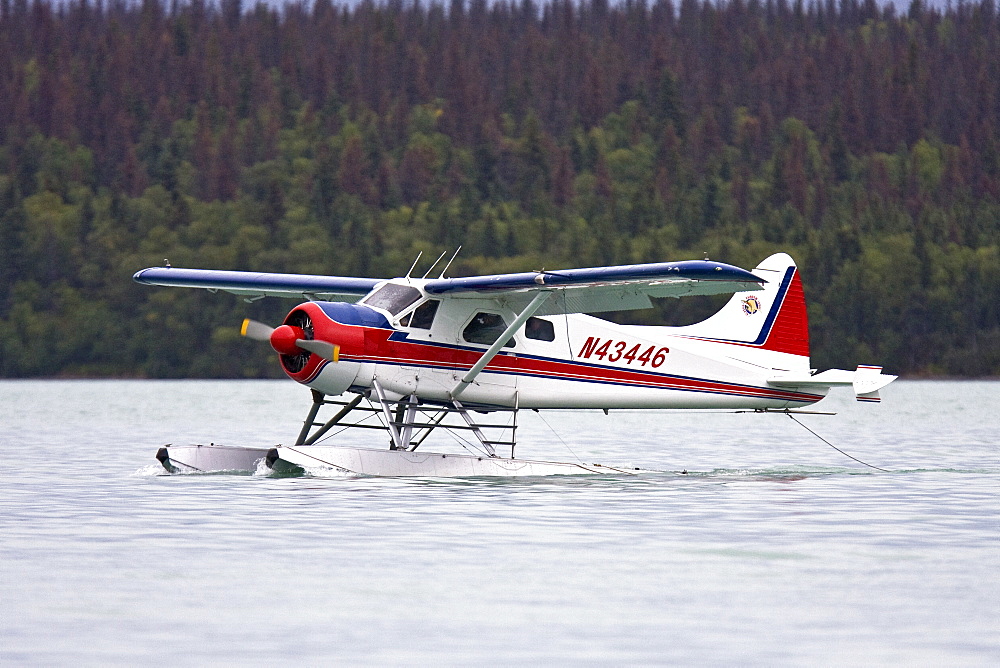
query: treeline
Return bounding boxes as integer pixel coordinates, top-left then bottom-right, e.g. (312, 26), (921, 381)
(1, 0), (999, 378)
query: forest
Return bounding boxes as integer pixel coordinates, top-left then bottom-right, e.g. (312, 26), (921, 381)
(1, 0), (999, 378)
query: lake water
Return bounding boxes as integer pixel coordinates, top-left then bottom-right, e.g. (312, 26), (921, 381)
(1, 379), (998, 664)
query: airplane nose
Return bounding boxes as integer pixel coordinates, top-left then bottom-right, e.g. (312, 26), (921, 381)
(269, 324), (307, 355)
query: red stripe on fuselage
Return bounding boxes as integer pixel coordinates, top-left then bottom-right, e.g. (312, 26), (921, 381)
(332, 326), (820, 403)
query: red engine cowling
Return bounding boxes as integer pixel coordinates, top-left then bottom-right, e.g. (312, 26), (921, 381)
(275, 302), (369, 386)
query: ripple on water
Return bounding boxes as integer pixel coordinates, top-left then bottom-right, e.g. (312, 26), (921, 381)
(0, 379), (998, 663)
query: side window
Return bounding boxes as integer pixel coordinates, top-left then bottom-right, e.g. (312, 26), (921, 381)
(463, 312), (515, 347)
(407, 300), (439, 329)
(524, 317), (555, 342)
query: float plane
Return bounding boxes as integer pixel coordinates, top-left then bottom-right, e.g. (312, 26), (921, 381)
(134, 252), (895, 476)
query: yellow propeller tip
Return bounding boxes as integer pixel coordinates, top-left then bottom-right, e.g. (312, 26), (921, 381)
(240, 319), (250, 337)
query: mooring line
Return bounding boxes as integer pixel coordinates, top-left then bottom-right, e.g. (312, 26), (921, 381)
(786, 413), (892, 473)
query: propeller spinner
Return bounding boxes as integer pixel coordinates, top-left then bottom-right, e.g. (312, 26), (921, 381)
(241, 318), (340, 362)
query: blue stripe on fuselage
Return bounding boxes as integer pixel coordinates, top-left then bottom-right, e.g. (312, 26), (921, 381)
(340, 332), (822, 402)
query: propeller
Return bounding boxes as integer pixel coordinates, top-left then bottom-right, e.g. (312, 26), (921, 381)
(241, 318), (340, 361)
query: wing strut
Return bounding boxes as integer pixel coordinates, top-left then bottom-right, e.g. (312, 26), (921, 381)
(451, 291), (552, 399)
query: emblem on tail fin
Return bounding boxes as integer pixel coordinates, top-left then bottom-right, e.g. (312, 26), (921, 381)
(741, 295), (761, 316)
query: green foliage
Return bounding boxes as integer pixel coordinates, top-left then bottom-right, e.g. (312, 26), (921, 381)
(1, 1), (1000, 377)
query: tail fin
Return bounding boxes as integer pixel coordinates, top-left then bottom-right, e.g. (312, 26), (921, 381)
(669, 253), (810, 360)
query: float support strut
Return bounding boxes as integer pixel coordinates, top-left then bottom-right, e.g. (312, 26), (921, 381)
(373, 379), (405, 450)
(295, 389), (326, 445)
(303, 394), (366, 445)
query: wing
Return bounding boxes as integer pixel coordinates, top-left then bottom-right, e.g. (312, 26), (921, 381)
(422, 260), (763, 315)
(132, 267), (381, 301)
(133, 259), (762, 313)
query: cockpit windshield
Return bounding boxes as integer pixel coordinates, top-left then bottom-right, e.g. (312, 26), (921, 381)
(361, 283), (422, 315)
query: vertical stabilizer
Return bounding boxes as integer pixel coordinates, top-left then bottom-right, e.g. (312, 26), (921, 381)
(668, 253), (810, 364)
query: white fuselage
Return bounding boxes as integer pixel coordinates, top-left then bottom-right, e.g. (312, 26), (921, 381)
(298, 286), (824, 411)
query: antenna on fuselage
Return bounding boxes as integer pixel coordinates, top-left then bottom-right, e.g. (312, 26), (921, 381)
(439, 246), (463, 279)
(421, 250), (449, 279)
(404, 251), (423, 282)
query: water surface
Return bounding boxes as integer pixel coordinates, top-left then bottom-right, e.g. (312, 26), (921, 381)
(1, 380), (998, 664)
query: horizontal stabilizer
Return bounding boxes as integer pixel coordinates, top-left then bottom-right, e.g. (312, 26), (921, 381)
(767, 365), (897, 402)
(853, 365), (896, 401)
